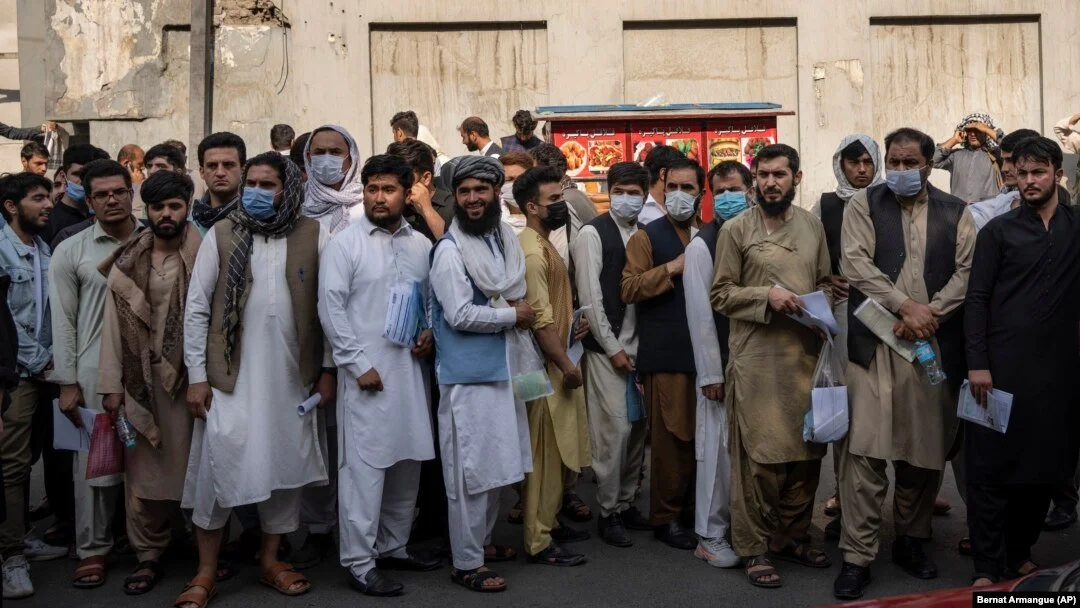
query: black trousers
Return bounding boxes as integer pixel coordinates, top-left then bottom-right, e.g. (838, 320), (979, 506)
(1049, 464), (1079, 512)
(967, 483), (1052, 580)
(28, 384), (75, 529)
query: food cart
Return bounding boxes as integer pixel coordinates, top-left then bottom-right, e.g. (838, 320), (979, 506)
(534, 103), (794, 221)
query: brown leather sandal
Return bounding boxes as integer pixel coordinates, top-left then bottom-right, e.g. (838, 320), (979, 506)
(173, 574), (217, 608)
(259, 561), (311, 596)
(73, 555), (107, 589)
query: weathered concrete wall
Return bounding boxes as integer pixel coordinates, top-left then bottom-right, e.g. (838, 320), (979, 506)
(0, 0), (23, 171)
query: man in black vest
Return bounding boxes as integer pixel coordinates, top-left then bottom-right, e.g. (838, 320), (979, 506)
(834, 128), (977, 600)
(572, 162), (653, 548)
(683, 161), (751, 569)
(621, 156), (704, 550)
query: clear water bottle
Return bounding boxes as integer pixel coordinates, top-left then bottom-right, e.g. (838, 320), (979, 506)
(115, 406), (137, 449)
(914, 340), (946, 385)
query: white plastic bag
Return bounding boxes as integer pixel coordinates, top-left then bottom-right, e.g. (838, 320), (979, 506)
(803, 340), (849, 443)
(506, 328), (554, 402)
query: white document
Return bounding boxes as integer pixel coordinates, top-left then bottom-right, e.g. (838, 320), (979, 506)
(957, 380), (1013, 434)
(805, 386), (849, 443)
(383, 282), (424, 348)
(784, 290), (840, 337)
(566, 305), (590, 366)
(297, 394), (320, 417)
(52, 399), (94, 452)
(852, 297), (916, 362)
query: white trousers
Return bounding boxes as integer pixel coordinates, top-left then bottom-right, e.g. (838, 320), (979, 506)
(73, 463), (121, 559)
(192, 488), (302, 534)
(338, 457), (420, 579)
(694, 397), (731, 540)
(301, 412), (339, 534)
(584, 351), (647, 518)
(445, 433), (501, 571)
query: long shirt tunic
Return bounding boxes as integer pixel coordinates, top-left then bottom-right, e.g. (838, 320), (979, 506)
(932, 146), (1002, 203)
(317, 215), (436, 470)
(964, 203), (1080, 485)
(182, 226), (330, 511)
(710, 206), (831, 465)
(840, 188), (976, 469)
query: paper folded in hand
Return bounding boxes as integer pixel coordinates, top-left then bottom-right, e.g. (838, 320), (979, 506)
(957, 381), (1012, 434)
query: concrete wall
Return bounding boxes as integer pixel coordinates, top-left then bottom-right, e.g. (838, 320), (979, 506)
(0, 0), (23, 171)
(9, 0), (1080, 204)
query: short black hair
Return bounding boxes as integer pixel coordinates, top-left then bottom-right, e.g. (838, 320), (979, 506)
(884, 128), (935, 164)
(607, 161), (650, 192)
(512, 165), (564, 208)
(707, 160), (752, 189)
(20, 141), (49, 161)
(386, 138), (436, 179)
(145, 143), (187, 172)
(270, 123), (295, 150)
(245, 151), (288, 183)
(360, 154), (415, 191)
(198, 131), (247, 167)
(512, 110), (537, 134)
(0, 172), (53, 221)
(1011, 136), (1063, 171)
(752, 143), (801, 175)
(79, 159), (132, 197)
(390, 111), (419, 138)
(999, 129), (1042, 154)
(665, 157), (706, 191)
(162, 139), (187, 156)
(289, 132), (312, 170)
(530, 143), (568, 175)
(61, 143), (110, 173)
(460, 117), (490, 138)
(140, 170), (194, 206)
(643, 145), (685, 186)
(839, 140), (870, 163)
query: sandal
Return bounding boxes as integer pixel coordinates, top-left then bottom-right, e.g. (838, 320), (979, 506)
(451, 566), (506, 593)
(174, 574), (217, 608)
(507, 500), (524, 525)
(768, 541), (832, 569)
(561, 492), (593, 523)
(123, 560), (164, 596)
(484, 544), (518, 562)
(215, 559), (236, 583)
(259, 561), (311, 596)
(73, 555), (107, 588)
(824, 494), (841, 517)
(745, 555), (782, 588)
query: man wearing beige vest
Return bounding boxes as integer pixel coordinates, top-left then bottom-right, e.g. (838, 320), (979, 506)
(176, 152), (335, 608)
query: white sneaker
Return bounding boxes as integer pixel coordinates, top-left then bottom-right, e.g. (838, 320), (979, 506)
(2, 554), (34, 599)
(22, 532), (68, 562)
(695, 537), (741, 568)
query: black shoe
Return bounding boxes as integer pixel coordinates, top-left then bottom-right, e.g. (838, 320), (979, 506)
(892, 536), (938, 579)
(349, 568), (405, 597)
(825, 517), (842, 542)
(527, 542), (587, 567)
(833, 562), (872, 600)
(653, 521), (697, 550)
(288, 532), (334, 570)
(551, 523), (590, 544)
(376, 552), (442, 572)
(598, 514), (633, 548)
(622, 506), (652, 531)
(1043, 506), (1077, 531)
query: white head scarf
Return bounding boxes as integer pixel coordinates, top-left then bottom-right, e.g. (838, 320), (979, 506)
(302, 124), (364, 235)
(833, 134), (885, 202)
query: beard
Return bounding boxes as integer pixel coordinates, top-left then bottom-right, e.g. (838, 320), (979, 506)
(366, 207), (404, 229)
(465, 140), (480, 152)
(16, 208), (48, 234)
(756, 185), (796, 217)
(150, 216), (187, 239)
(454, 196), (502, 236)
(1022, 186), (1055, 209)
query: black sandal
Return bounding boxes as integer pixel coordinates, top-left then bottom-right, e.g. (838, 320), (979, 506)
(484, 544), (517, 562)
(745, 555), (782, 588)
(451, 567), (506, 593)
(561, 492), (592, 522)
(123, 560), (164, 596)
(216, 558), (236, 582)
(507, 500), (524, 525)
(768, 541), (832, 569)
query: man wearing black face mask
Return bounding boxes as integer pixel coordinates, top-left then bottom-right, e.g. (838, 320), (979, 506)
(513, 166), (592, 567)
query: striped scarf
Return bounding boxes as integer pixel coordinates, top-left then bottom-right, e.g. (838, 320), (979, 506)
(221, 159), (305, 371)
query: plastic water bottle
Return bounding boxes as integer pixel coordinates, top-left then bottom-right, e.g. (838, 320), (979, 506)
(115, 406), (137, 449)
(914, 340), (946, 385)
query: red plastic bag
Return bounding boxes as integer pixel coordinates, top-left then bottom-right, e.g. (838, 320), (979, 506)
(86, 414), (123, 479)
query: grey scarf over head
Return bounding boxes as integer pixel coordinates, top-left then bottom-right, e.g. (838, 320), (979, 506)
(832, 134), (885, 202)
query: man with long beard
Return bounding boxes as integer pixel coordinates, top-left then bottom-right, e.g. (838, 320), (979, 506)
(711, 144), (833, 588)
(429, 156), (534, 593)
(97, 170), (201, 597)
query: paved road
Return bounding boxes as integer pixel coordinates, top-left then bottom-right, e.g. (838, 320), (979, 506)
(18, 449), (1078, 608)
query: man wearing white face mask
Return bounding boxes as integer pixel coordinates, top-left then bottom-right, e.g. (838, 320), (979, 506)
(572, 162), (654, 548)
(621, 157), (704, 551)
(498, 153), (533, 235)
(302, 125), (366, 236)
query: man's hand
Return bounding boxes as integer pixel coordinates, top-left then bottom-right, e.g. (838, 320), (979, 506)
(186, 382), (212, 420)
(408, 183), (434, 213)
(411, 329), (434, 359)
(512, 300), (535, 329)
(572, 317), (590, 343)
(827, 275), (849, 300)
(969, 121), (997, 140)
(898, 299), (942, 340)
(102, 393), (123, 414)
(702, 383), (724, 402)
(768, 286), (802, 315)
(357, 368), (384, 393)
(968, 370), (993, 407)
(946, 131), (964, 147)
(665, 254), (685, 277)
(314, 372), (336, 408)
(610, 350), (635, 374)
(58, 384), (85, 427)
(41, 121), (57, 132)
(1070, 113), (1080, 127)
(563, 366), (583, 390)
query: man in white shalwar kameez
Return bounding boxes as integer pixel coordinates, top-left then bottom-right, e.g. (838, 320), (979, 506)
(177, 153), (334, 608)
(318, 155), (439, 596)
(429, 156), (535, 593)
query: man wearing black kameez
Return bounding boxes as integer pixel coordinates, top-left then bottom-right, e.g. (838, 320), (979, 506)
(964, 136), (1080, 586)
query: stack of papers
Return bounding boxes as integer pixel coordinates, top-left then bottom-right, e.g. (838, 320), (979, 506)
(566, 306), (591, 366)
(852, 297), (916, 361)
(957, 381), (1013, 434)
(52, 400), (97, 452)
(785, 290), (840, 339)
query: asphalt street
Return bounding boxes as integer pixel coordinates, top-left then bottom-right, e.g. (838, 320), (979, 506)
(17, 447), (1078, 608)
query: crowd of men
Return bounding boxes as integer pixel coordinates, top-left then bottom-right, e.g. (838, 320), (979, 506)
(0, 107), (1077, 605)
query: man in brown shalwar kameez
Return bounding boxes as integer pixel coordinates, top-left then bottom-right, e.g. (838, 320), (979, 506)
(97, 171), (200, 596)
(711, 144), (832, 589)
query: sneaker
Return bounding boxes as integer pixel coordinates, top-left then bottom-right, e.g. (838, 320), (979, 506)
(695, 537), (740, 568)
(2, 555), (34, 599)
(22, 532), (68, 562)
